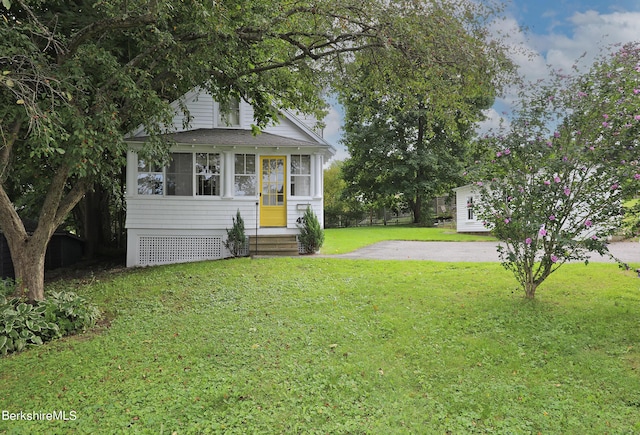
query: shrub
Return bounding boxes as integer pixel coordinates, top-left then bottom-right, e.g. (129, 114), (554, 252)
(224, 209), (248, 257)
(1, 291), (100, 356)
(0, 298), (60, 355)
(298, 206), (325, 254)
(471, 43), (640, 298)
(42, 291), (101, 336)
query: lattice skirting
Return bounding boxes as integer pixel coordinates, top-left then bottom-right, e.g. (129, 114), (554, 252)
(138, 235), (223, 266)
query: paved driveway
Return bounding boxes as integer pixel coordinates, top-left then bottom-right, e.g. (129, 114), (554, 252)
(325, 241), (639, 264)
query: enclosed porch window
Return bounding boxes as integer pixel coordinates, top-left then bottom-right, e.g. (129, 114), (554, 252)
(137, 152), (221, 197)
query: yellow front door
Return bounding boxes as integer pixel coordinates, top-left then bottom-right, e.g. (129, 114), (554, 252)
(260, 156), (287, 227)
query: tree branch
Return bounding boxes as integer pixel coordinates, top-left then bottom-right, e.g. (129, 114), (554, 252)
(0, 118), (22, 182)
(62, 13), (159, 63)
(54, 178), (91, 227)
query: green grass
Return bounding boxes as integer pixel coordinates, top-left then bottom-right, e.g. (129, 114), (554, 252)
(321, 226), (495, 254)
(1, 258), (640, 434)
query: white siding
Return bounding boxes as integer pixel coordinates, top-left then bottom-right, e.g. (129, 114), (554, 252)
(454, 184), (489, 233)
(126, 197), (260, 230)
(262, 115), (313, 142)
(126, 197), (325, 230)
(170, 89), (215, 131)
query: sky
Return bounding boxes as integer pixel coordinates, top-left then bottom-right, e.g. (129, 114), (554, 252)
(323, 0), (640, 161)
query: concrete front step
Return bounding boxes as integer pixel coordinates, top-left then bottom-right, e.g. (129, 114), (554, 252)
(248, 235), (299, 256)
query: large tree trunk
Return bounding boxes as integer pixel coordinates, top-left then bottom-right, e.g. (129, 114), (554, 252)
(0, 166), (89, 301)
(9, 237), (48, 301)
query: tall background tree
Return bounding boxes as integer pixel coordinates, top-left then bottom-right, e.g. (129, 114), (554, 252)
(337, 0), (514, 224)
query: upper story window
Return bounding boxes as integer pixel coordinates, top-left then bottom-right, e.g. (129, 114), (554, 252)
(196, 153), (221, 196)
(234, 154), (256, 196)
(217, 98), (240, 127)
(290, 155), (311, 196)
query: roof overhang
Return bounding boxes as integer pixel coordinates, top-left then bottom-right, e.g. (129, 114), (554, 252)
(127, 128), (336, 159)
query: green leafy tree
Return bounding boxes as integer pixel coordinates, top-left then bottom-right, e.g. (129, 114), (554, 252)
(2, 0), (477, 301)
(323, 160), (366, 227)
(472, 43), (640, 299)
(341, 100), (492, 224)
(337, 0), (513, 224)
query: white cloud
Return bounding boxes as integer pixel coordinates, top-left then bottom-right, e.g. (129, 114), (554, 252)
(322, 101), (348, 162)
(476, 107), (511, 136)
(496, 9), (640, 117)
(322, 103), (343, 141)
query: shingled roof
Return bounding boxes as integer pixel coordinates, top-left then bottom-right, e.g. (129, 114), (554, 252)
(128, 128), (327, 149)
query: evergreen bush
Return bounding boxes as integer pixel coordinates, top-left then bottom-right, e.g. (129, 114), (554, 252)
(298, 206), (325, 254)
(224, 209), (247, 257)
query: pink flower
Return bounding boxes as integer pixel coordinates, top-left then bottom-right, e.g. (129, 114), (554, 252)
(546, 141), (553, 147)
(635, 173), (640, 180)
(504, 218), (511, 224)
(603, 114), (609, 119)
(496, 151), (502, 157)
(564, 187), (571, 196)
(591, 235), (597, 240)
(544, 180), (551, 186)
(554, 176), (561, 183)
(476, 181), (483, 186)
(611, 183), (619, 190)
(554, 131), (560, 138)
(635, 115), (640, 121)
(602, 122), (610, 128)
(584, 219), (593, 227)
(539, 228), (547, 237)
(551, 255), (559, 263)
(549, 215), (556, 221)
(634, 89), (640, 94)
(504, 149), (511, 155)
(525, 237), (532, 245)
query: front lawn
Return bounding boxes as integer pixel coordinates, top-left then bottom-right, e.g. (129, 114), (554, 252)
(1, 258), (639, 433)
(321, 226), (495, 254)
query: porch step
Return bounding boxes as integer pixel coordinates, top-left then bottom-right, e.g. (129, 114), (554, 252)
(248, 235), (299, 257)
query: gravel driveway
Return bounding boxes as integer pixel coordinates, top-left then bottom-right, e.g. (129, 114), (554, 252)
(324, 240), (639, 264)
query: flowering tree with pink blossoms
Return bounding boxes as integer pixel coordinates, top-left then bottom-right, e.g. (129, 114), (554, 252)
(472, 43), (640, 298)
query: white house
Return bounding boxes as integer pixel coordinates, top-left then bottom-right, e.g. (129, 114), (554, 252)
(453, 184), (490, 233)
(125, 89), (335, 267)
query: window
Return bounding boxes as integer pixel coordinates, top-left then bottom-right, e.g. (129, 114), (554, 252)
(196, 153), (220, 196)
(137, 159), (164, 195)
(166, 153), (193, 196)
(218, 98), (240, 127)
(290, 155), (311, 196)
(234, 154), (256, 196)
(466, 196), (474, 220)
